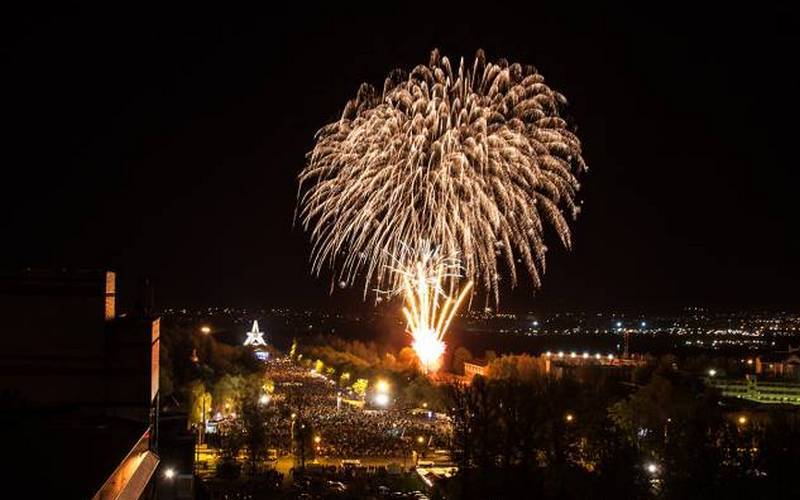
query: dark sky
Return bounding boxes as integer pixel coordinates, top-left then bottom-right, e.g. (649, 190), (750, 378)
(2, 6), (798, 312)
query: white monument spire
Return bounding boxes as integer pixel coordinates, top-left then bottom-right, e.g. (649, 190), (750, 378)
(244, 320), (266, 347)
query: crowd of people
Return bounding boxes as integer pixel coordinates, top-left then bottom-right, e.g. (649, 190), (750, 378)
(262, 358), (452, 458)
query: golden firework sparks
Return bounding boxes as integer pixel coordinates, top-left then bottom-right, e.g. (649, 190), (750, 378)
(298, 49), (586, 304)
(389, 243), (472, 373)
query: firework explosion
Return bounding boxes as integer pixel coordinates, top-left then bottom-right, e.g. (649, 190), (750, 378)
(387, 243), (473, 372)
(298, 49), (586, 371)
(298, 49), (586, 304)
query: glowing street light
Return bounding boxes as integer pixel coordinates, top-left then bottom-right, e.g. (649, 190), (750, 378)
(259, 394), (270, 405)
(376, 380), (390, 393)
(291, 412), (297, 419)
(557, 351), (564, 358)
(417, 436), (425, 444)
(200, 326), (211, 334)
(738, 415), (748, 425)
(570, 351), (577, 359)
(565, 413), (574, 423)
(314, 436), (321, 444)
(582, 352), (589, 359)
(163, 467), (176, 480)
(645, 462), (659, 475)
(708, 369), (717, 377)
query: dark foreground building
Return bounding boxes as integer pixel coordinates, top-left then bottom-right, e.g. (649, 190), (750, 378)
(0, 269), (161, 499)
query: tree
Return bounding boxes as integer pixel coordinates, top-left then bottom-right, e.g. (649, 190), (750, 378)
(213, 374), (246, 414)
(188, 380), (212, 427)
(352, 378), (369, 399)
(217, 420), (243, 479)
(239, 385), (269, 476)
(292, 417), (315, 469)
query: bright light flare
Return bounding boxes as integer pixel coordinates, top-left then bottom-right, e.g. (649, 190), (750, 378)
(393, 245), (473, 373)
(374, 393), (390, 407)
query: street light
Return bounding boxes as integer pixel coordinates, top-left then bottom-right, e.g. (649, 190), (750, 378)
(565, 413), (574, 423)
(374, 393), (390, 407)
(417, 436), (425, 444)
(645, 462), (659, 475)
(738, 415), (748, 425)
(708, 369), (717, 377)
(259, 394), (270, 405)
(163, 467), (176, 480)
(200, 325), (211, 334)
(314, 435), (321, 444)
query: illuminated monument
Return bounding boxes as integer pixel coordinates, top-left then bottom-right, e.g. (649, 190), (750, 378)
(244, 320), (267, 347)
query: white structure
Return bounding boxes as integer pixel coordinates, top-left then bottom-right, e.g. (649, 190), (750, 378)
(244, 320), (267, 347)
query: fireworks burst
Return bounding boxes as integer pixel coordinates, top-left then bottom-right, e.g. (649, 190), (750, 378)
(298, 49), (586, 303)
(387, 244), (473, 373)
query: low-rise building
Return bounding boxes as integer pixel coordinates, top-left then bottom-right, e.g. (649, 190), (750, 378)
(0, 269), (162, 499)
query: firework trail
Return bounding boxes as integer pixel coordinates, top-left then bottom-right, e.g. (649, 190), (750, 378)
(387, 243), (473, 372)
(298, 49), (586, 304)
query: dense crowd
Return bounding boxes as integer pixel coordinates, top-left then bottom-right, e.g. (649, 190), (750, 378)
(262, 358), (452, 458)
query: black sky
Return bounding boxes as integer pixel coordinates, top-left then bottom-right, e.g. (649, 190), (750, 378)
(2, 6), (798, 312)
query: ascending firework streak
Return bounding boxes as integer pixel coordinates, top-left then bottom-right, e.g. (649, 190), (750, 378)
(298, 49), (586, 371)
(387, 244), (473, 373)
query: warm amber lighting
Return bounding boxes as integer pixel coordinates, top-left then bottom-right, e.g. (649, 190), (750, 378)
(565, 413), (574, 423)
(738, 415), (748, 425)
(200, 325), (211, 334)
(417, 436), (425, 444)
(314, 436), (321, 444)
(395, 245), (473, 373)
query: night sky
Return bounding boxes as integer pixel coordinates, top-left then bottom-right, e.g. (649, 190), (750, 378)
(2, 6), (798, 312)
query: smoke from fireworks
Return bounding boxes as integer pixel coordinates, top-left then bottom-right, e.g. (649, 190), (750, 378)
(298, 49), (586, 304)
